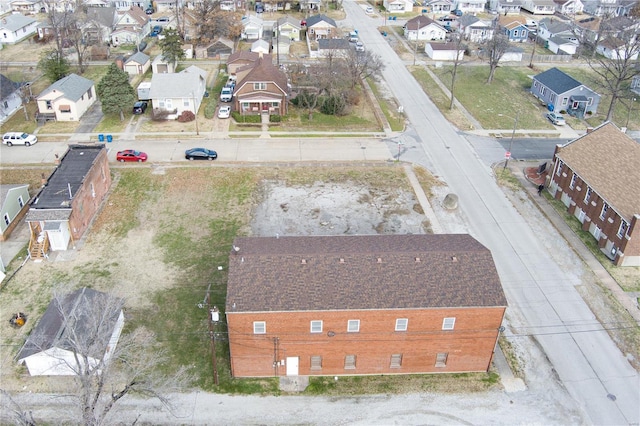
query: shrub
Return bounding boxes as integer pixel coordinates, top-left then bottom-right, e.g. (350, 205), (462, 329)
(152, 108), (174, 121)
(204, 99), (217, 119)
(270, 115), (282, 122)
(586, 111), (592, 116)
(320, 95), (347, 116)
(559, 110), (567, 114)
(231, 112), (261, 123)
(177, 110), (195, 122)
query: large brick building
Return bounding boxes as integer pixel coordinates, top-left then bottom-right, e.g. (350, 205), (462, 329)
(548, 122), (640, 266)
(226, 234), (507, 378)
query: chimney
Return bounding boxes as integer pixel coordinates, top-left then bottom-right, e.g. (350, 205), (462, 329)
(586, 127), (594, 133)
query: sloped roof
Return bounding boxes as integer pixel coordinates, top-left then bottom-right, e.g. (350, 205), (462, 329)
(539, 17), (572, 34)
(228, 50), (271, 64)
(277, 15), (301, 29)
(306, 14), (336, 28)
(16, 288), (123, 361)
(499, 15), (527, 27)
(85, 6), (117, 28)
(0, 74), (20, 99)
(38, 73), (94, 102)
(125, 51), (150, 65)
(237, 57), (288, 94)
(533, 67), (582, 93)
(459, 15), (480, 26)
(405, 15), (444, 31)
(149, 66), (206, 99)
(0, 13), (36, 31)
(428, 42), (464, 51)
(556, 122), (640, 221)
(118, 6), (148, 26)
(226, 234), (507, 313)
(27, 145), (104, 213)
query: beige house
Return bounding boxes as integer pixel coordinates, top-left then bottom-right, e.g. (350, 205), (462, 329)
(36, 74), (96, 122)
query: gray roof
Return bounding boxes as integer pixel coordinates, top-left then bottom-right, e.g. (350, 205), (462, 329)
(539, 17), (572, 34)
(277, 15), (301, 29)
(306, 14), (336, 28)
(1, 184), (29, 205)
(318, 38), (350, 50)
(0, 13), (36, 31)
(16, 288), (123, 361)
(226, 234), (507, 313)
(27, 145), (104, 212)
(534, 67), (582, 94)
(149, 67), (205, 99)
(125, 51), (150, 65)
(459, 15), (480, 26)
(38, 74), (94, 103)
(85, 6), (117, 28)
(0, 74), (20, 99)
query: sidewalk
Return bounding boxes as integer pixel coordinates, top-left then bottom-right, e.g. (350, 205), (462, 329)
(514, 161), (640, 324)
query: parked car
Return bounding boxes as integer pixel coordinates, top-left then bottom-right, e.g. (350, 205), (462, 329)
(546, 111), (566, 125)
(365, 6), (374, 13)
(218, 105), (231, 119)
(156, 16), (170, 23)
(133, 101), (148, 114)
(355, 41), (365, 52)
(150, 25), (162, 36)
(2, 132), (37, 146)
(220, 86), (233, 102)
(145, 7), (154, 14)
(117, 150), (147, 162)
(137, 41), (147, 52)
(185, 148), (218, 161)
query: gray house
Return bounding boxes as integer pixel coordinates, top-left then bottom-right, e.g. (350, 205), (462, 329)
(149, 65), (207, 119)
(0, 74), (22, 124)
(530, 67), (600, 118)
(1, 184), (30, 241)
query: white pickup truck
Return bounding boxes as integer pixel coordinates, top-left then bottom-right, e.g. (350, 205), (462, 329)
(220, 86), (233, 102)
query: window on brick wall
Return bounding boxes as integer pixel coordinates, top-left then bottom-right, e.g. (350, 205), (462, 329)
(395, 318), (408, 331)
(555, 160), (564, 176)
(310, 355), (322, 371)
(584, 187), (592, 203)
(390, 354), (402, 368)
(569, 173), (577, 189)
(435, 352), (448, 367)
(310, 320), (323, 333)
(347, 319), (360, 332)
(442, 317), (456, 330)
(618, 220), (628, 238)
(344, 355), (356, 369)
(253, 321), (266, 334)
(600, 203), (608, 220)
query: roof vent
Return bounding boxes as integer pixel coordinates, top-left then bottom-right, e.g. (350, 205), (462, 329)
(377, 257), (382, 263)
(415, 257), (421, 263)
(301, 258), (307, 264)
(339, 258), (345, 264)
(451, 256), (458, 262)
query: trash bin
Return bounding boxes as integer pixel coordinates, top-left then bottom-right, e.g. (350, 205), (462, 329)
(106, 135), (113, 143)
(98, 134), (104, 142)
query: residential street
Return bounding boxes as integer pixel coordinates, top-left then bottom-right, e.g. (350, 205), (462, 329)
(343, 1), (639, 424)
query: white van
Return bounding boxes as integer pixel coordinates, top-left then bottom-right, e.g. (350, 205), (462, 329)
(348, 31), (359, 43)
(2, 132), (38, 146)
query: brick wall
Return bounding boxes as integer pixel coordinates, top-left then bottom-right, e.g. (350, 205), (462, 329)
(228, 307), (505, 377)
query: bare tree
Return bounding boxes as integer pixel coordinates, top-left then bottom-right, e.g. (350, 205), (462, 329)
(343, 48), (385, 89)
(17, 287), (189, 426)
(485, 33), (510, 84)
(42, 0), (75, 57)
(446, 32), (466, 110)
(0, 390), (36, 426)
(585, 24), (640, 121)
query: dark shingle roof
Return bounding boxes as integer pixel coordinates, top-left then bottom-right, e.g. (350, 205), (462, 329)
(405, 15), (443, 31)
(28, 145), (104, 211)
(0, 74), (20, 99)
(318, 38), (350, 50)
(226, 234), (507, 313)
(556, 122), (640, 221)
(306, 14), (336, 28)
(534, 67), (582, 94)
(16, 287), (123, 361)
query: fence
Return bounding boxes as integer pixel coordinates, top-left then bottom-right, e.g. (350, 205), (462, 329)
(528, 54), (573, 63)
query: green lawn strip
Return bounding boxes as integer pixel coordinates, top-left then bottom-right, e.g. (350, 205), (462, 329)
(93, 113), (131, 133)
(367, 77), (403, 132)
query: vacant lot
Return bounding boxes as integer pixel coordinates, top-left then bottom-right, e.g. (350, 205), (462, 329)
(0, 164), (441, 393)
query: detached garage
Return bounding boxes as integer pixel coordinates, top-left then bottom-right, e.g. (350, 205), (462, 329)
(425, 42), (464, 61)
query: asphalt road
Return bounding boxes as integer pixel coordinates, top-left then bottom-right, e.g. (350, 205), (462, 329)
(343, 1), (639, 424)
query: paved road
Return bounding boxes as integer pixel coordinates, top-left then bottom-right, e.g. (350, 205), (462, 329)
(344, 1), (639, 424)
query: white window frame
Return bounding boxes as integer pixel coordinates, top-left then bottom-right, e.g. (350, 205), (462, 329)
(617, 220), (628, 238)
(442, 317), (456, 330)
(555, 160), (564, 176)
(310, 320), (323, 333)
(395, 318), (408, 331)
(253, 82), (267, 90)
(599, 203), (608, 220)
(435, 352), (448, 367)
(562, 97), (568, 105)
(347, 319), (360, 333)
(569, 173), (577, 189)
(584, 187), (592, 203)
(253, 321), (266, 334)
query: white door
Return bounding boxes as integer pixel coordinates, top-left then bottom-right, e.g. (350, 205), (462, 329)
(286, 356), (299, 376)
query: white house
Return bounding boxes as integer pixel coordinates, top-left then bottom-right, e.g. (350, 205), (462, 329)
(0, 12), (37, 44)
(455, 0), (486, 13)
(110, 5), (149, 46)
(251, 38), (270, 54)
(404, 15), (447, 41)
(553, 0), (584, 15)
(596, 37), (639, 60)
(547, 35), (579, 54)
(384, 0), (414, 13)
(16, 288), (125, 376)
(521, 0), (557, 14)
(149, 65), (207, 119)
(36, 74), (97, 122)
(241, 15), (264, 40)
(425, 42), (465, 60)
(9, 0), (43, 14)
(0, 74), (22, 124)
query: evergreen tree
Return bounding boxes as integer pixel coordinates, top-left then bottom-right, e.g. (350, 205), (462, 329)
(38, 49), (70, 84)
(97, 63), (136, 120)
(158, 28), (186, 63)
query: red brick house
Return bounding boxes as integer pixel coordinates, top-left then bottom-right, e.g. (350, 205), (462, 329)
(548, 122), (640, 266)
(25, 145), (111, 259)
(233, 55), (289, 116)
(226, 234), (507, 378)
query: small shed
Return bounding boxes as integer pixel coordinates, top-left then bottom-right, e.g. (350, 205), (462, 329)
(152, 55), (176, 74)
(425, 42), (464, 60)
(137, 81), (151, 100)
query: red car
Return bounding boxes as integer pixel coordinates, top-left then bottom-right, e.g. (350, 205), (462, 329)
(116, 149), (148, 162)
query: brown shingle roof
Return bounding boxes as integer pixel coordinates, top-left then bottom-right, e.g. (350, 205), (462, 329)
(406, 15), (443, 31)
(237, 56), (288, 94)
(556, 122), (640, 221)
(226, 234), (507, 313)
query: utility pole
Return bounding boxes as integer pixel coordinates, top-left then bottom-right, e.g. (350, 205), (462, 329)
(503, 112), (519, 171)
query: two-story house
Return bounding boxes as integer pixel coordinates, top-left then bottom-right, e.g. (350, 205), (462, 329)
(548, 122), (640, 266)
(110, 6), (150, 46)
(226, 234), (507, 378)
